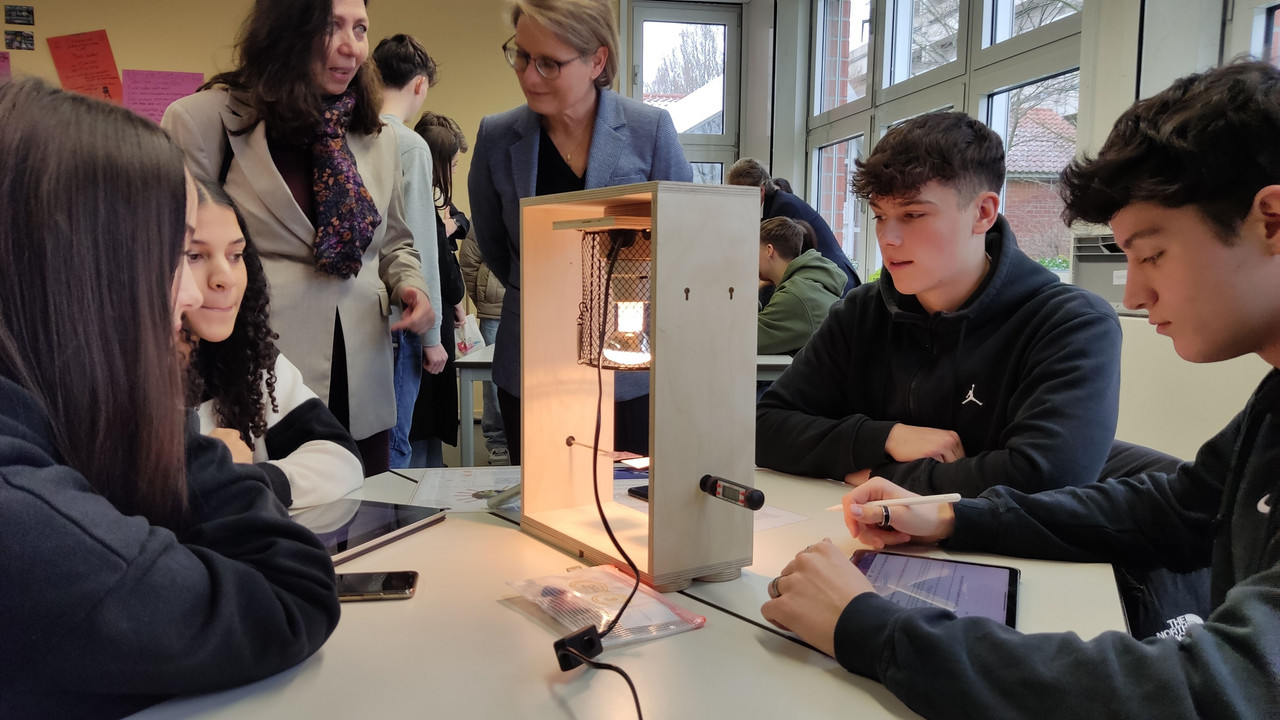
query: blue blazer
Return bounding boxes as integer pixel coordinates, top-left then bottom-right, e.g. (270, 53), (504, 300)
(469, 88), (693, 395)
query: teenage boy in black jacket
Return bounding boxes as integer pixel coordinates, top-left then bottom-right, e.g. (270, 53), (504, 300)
(761, 61), (1280, 720)
(756, 112), (1121, 496)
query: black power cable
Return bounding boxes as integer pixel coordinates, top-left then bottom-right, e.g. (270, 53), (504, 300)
(559, 648), (644, 720)
(552, 231), (645, 720)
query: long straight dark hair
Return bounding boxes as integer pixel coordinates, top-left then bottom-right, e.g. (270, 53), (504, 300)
(414, 112), (468, 210)
(0, 79), (190, 530)
(204, 0), (383, 141)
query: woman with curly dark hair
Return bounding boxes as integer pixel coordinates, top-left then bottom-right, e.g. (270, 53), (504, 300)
(186, 179), (363, 508)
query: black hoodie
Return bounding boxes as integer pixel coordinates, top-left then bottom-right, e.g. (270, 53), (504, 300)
(831, 370), (1280, 719)
(0, 375), (341, 719)
(756, 216), (1122, 496)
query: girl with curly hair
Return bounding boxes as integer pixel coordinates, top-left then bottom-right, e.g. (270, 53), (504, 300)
(186, 179), (363, 508)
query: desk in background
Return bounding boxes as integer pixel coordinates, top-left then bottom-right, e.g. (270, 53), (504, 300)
(455, 349), (794, 466)
(129, 469), (1125, 720)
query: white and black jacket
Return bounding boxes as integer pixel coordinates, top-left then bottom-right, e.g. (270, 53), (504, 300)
(198, 354), (363, 509)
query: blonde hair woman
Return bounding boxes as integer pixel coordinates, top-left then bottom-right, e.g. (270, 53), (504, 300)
(470, 0), (693, 463)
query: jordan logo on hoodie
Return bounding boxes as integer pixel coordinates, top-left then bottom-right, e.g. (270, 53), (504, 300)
(962, 384), (983, 406)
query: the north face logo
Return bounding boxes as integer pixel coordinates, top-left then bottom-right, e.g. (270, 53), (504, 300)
(1155, 613), (1204, 640)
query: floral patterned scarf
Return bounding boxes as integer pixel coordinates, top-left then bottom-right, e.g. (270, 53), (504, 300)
(311, 92), (381, 278)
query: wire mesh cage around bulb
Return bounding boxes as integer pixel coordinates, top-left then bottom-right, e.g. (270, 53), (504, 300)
(578, 228), (653, 369)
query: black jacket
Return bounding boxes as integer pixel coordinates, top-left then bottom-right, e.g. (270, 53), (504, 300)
(764, 188), (861, 295)
(757, 216), (1122, 496)
(0, 375), (340, 719)
(833, 370), (1280, 719)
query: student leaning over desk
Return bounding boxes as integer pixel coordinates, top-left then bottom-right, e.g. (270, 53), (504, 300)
(761, 61), (1280, 720)
(0, 78), (339, 720)
(756, 112), (1122, 497)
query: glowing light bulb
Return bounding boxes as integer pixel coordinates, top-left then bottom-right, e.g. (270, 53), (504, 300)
(602, 301), (651, 366)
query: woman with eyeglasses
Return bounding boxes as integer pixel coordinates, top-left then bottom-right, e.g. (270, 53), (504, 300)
(163, 0), (435, 477)
(470, 0), (693, 464)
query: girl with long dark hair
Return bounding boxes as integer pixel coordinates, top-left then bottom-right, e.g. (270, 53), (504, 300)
(407, 112), (469, 466)
(0, 78), (338, 719)
(185, 180), (363, 508)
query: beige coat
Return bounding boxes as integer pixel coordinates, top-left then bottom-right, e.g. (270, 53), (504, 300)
(458, 229), (505, 320)
(163, 88), (429, 439)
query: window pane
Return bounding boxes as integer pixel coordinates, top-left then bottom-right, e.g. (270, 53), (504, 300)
(815, 1), (873, 113)
(641, 21), (726, 135)
(691, 162), (723, 184)
(988, 0), (1079, 47)
(815, 137), (865, 272)
(988, 69), (1079, 274)
(1266, 6), (1280, 68)
(888, 0), (959, 85)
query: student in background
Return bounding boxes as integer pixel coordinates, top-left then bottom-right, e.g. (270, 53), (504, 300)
(459, 228), (511, 465)
(163, 0), (434, 476)
(728, 157), (861, 296)
(756, 216), (844, 356)
(408, 112), (470, 467)
(372, 33), (447, 469)
(0, 78), (338, 719)
(756, 112), (1122, 496)
(185, 179), (363, 508)
(761, 61), (1280, 720)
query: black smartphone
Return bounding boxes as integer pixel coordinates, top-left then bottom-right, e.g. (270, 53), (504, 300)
(335, 571), (418, 602)
(627, 485), (649, 502)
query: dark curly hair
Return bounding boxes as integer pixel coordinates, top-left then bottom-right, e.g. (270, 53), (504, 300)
(185, 179), (279, 449)
(851, 111), (1005, 204)
(1060, 60), (1280, 243)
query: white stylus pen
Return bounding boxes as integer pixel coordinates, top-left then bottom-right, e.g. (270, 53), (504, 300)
(862, 492), (962, 508)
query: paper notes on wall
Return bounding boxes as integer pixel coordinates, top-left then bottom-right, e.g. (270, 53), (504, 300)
(46, 30), (121, 103)
(122, 70), (204, 123)
(0, 52), (10, 83)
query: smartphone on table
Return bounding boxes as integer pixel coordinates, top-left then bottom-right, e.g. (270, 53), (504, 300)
(335, 571), (419, 602)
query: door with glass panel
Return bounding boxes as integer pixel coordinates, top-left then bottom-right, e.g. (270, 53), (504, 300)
(631, 2), (741, 184)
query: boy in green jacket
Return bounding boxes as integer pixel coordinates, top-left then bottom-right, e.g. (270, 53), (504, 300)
(757, 216), (845, 355)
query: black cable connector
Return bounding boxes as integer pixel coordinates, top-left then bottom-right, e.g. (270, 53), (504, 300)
(554, 625), (603, 671)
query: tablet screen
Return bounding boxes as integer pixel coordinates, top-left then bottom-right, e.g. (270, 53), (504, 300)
(292, 499), (445, 564)
(851, 550), (1018, 627)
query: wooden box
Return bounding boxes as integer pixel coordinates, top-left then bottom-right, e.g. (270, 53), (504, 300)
(519, 181), (760, 592)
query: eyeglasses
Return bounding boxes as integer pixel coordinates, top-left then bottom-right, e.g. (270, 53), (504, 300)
(502, 35), (586, 80)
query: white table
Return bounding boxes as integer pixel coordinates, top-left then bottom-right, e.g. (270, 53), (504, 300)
(453, 349), (794, 466)
(128, 469), (1125, 719)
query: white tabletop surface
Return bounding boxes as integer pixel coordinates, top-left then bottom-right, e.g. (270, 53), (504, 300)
(127, 469), (1125, 719)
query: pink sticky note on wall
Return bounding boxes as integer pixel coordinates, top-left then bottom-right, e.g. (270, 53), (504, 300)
(0, 52), (11, 83)
(122, 69), (205, 124)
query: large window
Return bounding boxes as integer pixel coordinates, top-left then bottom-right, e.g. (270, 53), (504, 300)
(814, 1), (874, 114)
(986, 69), (1080, 274)
(813, 136), (865, 270)
(806, 0), (1080, 276)
(985, 0), (1079, 48)
(631, 2), (741, 184)
(1265, 4), (1280, 67)
(886, 0), (962, 86)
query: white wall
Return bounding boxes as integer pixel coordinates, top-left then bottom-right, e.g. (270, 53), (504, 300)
(1116, 317), (1270, 460)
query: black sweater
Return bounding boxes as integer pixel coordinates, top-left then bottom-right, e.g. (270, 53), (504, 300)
(0, 376), (340, 719)
(757, 217), (1122, 495)
(833, 370), (1280, 719)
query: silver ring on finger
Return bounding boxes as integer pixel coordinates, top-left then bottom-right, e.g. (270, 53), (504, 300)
(877, 505), (892, 528)
(767, 575), (782, 599)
